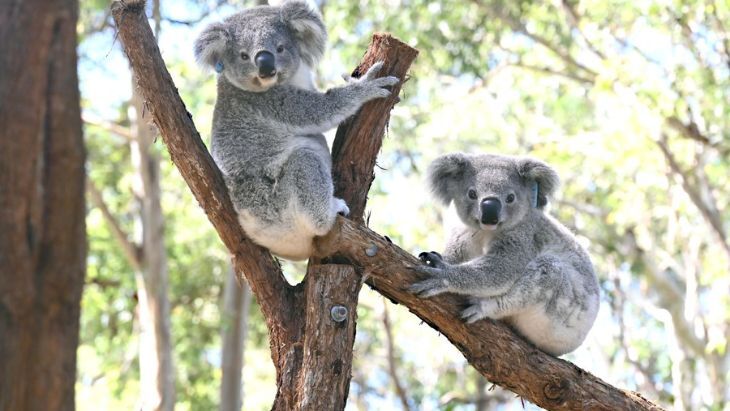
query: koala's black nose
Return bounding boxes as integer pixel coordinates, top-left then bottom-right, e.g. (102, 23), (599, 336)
(255, 51), (276, 77)
(480, 197), (501, 225)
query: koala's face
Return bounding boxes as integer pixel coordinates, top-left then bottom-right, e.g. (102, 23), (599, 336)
(218, 14), (301, 92)
(428, 153), (560, 232)
(194, 2), (326, 92)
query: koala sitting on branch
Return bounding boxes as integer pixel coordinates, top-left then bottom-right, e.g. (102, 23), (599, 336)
(194, 1), (399, 260)
(410, 153), (599, 356)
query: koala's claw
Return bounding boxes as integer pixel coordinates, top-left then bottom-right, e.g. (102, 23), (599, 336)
(372, 76), (400, 87)
(418, 251), (444, 268)
(461, 298), (500, 323)
(363, 61), (385, 80)
(408, 278), (449, 298)
(410, 264), (442, 276)
(371, 88), (392, 99)
(461, 304), (487, 324)
(461, 298), (484, 324)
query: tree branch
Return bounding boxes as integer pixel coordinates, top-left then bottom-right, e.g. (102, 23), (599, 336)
(87, 179), (143, 272)
(110, 0), (294, 347)
(111, 1), (663, 409)
(382, 302), (412, 411)
(559, 0), (607, 60)
(330, 35), (417, 223)
(623, 228), (707, 357)
(472, 0), (597, 80)
(510, 61), (594, 85)
(666, 116), (730, 157)
(291, 33), (418, 410)
(83, 115), (135, 141)
(317, 219), (664, 410)
(656, 137), (730, 259)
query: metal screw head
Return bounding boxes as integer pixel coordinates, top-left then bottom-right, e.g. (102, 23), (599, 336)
(330, 305), (348, 323)
(365, 244), (378, 257)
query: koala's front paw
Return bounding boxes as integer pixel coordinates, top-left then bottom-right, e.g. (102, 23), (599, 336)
(418, 251), (445, 268)
(347, 60), (400, 101)
(408, 261), (450, 297)
(408, 275), (450, 298)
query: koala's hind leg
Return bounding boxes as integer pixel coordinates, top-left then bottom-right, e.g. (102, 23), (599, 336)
(282, 149), (345, 236)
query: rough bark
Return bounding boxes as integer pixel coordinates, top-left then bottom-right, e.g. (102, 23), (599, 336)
(220, 267), (252, 411)
(0, 0), (86, 410)
(330, 35), (418, 223)
(295, 264), (361, 410)
(319, 219), (665, 410)
(282, 32), (419, 409)
(110, 1), (663, 410)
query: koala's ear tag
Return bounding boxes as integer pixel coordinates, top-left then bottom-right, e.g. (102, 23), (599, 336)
(532, 182), (539, 208)
(214, 61), (224, 73)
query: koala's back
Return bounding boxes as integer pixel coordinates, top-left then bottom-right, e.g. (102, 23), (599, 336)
(505, 214), (599, 355)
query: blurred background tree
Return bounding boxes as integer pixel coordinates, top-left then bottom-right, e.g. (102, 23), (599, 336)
(74, 0), (729, 410)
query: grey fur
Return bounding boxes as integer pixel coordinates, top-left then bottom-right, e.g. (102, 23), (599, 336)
(411, 153), (599, 356)
(195, 1), (399, 260)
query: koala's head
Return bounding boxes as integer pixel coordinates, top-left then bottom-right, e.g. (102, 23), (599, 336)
(427, 153), (560, 232)
(194, 1), (326, 92)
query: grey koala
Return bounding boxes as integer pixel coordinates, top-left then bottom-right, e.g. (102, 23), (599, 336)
(410, 153), (599, 356)
(194, 1), (399, 260)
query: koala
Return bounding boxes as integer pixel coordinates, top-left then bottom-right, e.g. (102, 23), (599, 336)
(409, 153), (599, 356)
(194, 1), (399, 260)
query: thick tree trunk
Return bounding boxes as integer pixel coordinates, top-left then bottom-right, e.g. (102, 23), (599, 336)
(220, 267), (252, 411)
(110, 1), (663, 409)
(0, 0), (85, 410)
(130, 88), (176, 411)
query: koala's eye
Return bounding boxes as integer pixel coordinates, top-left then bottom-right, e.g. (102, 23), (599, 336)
(240, 52), (250, 60)
(467, 189), (478, 200)
(276, 45), (285, 53)
(506, 193), (516, 203)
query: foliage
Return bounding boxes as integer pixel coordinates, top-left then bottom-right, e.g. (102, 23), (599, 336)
(78, 0), (729, 409)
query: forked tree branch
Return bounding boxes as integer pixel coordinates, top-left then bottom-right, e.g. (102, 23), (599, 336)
(111, 1), (663, 410)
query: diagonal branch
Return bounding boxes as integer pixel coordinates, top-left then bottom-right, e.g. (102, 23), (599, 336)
(559, 0), (606, 60)
(471, 0), (597, 80)
(656, 136), (730, 260)
(111, 1), (663, 410)
(83, 115), (135, 141)
(666, 116), (730, 158)
(87, 179), (142, 272)
(317, 219), (664, 410)
(510, 61), (594, 85)
(623, 228), (708, 357)
(110, 0), (294, 337)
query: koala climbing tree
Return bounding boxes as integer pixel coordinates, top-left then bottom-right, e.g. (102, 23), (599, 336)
(111, 1), (663, 410)
(193, 3), (399, 260)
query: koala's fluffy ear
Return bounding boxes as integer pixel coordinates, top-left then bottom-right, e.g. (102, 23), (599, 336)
(194, 22), (230, 69)
(428, 153), (472, 205)
(518, 158), (560, 208)
(280, 1), (327, 66)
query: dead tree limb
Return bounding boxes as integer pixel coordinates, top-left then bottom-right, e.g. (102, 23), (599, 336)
(111, 1), (664, 410)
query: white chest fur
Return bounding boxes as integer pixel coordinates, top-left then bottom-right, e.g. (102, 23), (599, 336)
(289, 63), (316, 90)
